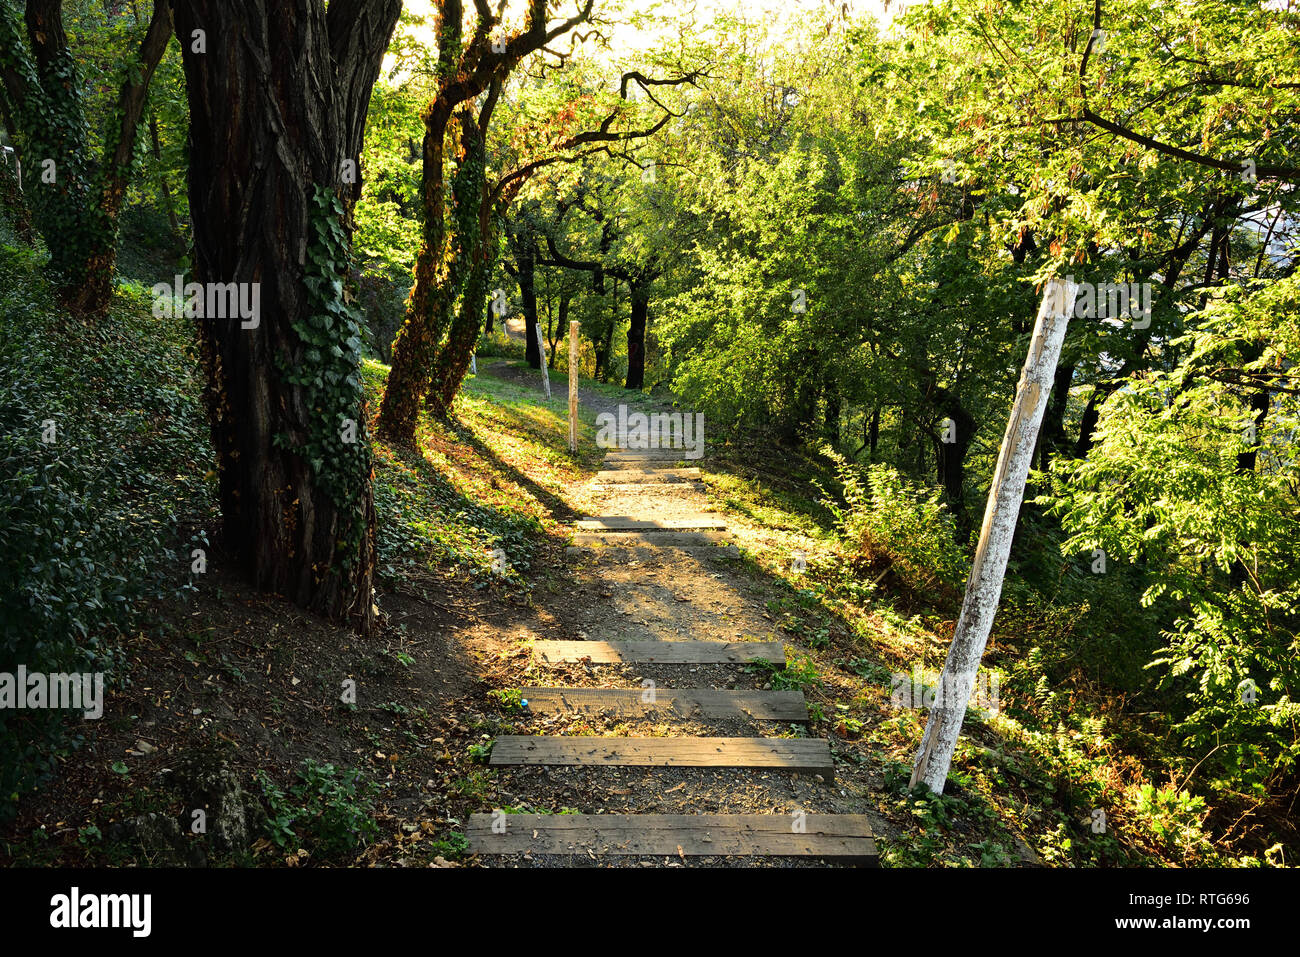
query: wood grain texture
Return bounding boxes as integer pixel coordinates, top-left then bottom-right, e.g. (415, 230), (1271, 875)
(489, 736), (832, 777)
(467, 813), (876, 863)
(518, 687), (808, 720)
(532, 640), (784, 664)
(576, 517), (727, 531)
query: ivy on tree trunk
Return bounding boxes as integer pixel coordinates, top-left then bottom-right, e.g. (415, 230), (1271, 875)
(172, 0), (400, 633)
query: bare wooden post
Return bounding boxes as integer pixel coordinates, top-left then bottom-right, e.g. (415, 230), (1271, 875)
(535, 323), (551, 400)
(568, 320), (580, 452)
(909, 277), (1078, 794)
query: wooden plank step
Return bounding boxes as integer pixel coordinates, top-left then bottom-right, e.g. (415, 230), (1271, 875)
(571, 531), (730, 546)
(600, 455), (702, 465)
(576, 517), (727, 532)
(467, 813), (876, 863)
(601, 461), (700, 470)
(532, 639), (784, 665)
(518, 687), (808, 721)
(602, 452), (699, 463)
(592, 468), (702, 482)
(489, 736), (833, 778)
(567, 544), (740, 562)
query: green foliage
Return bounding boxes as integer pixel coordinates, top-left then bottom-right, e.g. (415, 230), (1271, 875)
(0, 245), (213, 820)
(1046, 279), (1300, 796)
(277, 186), (374, 574)
(488, 688), (525, 712)
(821, 454), (969, 599)
(1129, 784), (1213, 861)
(256, 759), (381, 858)
(749, 654), (820, 692)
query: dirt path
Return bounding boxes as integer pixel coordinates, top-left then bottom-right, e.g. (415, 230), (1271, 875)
(461, 362), (882, 866)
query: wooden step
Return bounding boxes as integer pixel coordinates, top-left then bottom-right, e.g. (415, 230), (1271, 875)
(489, 736), (833, 778)
(518, 687), (808, 721)
(567, 543), (738, 561)
(602, 454), (699, 465)
(593, 468), (702, 483)
(571, 531), (730, 547)
(576, 517), (727, 532)
(602, 447), (698, 456)
(532, 639), (784, 665)
(467, 813), (876, 863)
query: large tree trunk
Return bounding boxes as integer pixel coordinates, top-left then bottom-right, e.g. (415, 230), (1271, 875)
(624, 274), (649, 389)
(174, 0), (399, 632)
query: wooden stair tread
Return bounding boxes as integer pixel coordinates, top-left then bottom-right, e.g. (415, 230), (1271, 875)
(489, 735), (832, 776)
(592, 468), (702, 482)
(518, 687), (807, 720)
(532, 639), (784, 665)
(466, 813), (875, 862)
(576, 517), (727, 531)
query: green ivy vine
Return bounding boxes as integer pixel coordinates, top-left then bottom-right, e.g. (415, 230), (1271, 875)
(275, 185), (372, 573)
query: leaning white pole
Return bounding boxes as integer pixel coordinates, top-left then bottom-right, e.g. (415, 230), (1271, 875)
(535, 323), (551, 400)
(909, 277), (1079, 794)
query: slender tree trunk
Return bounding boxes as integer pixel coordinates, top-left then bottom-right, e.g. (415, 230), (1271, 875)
(0, 144), (34, 242)
(624, 274), (649, 390)
(823, 386), (841, 444)
(934, 389), (975, 539)
(1074, 390), (1101, 457)
(1036, 358), (1075, 474)
(558, 292), (570, 363)
(173, 0), (399, 632)
(427, 252), (492, 415)
(76, 0), (175, 312)
(520, 236), (540, 368)
(911, 280), (1078, 793)
(148, 111), (184, 247)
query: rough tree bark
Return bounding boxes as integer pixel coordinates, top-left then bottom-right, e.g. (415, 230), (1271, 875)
(173, 0), (400, 632)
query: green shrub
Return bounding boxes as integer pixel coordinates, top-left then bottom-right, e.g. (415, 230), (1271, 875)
(820, 452), (969, 600)
(257, 759), (381, 858)
(0, 245), (214, 819)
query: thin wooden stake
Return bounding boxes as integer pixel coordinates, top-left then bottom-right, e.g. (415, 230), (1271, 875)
(909, 277), (1079, 794)
(568, 320), (580, 452)
(535, 323), (551, 400)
